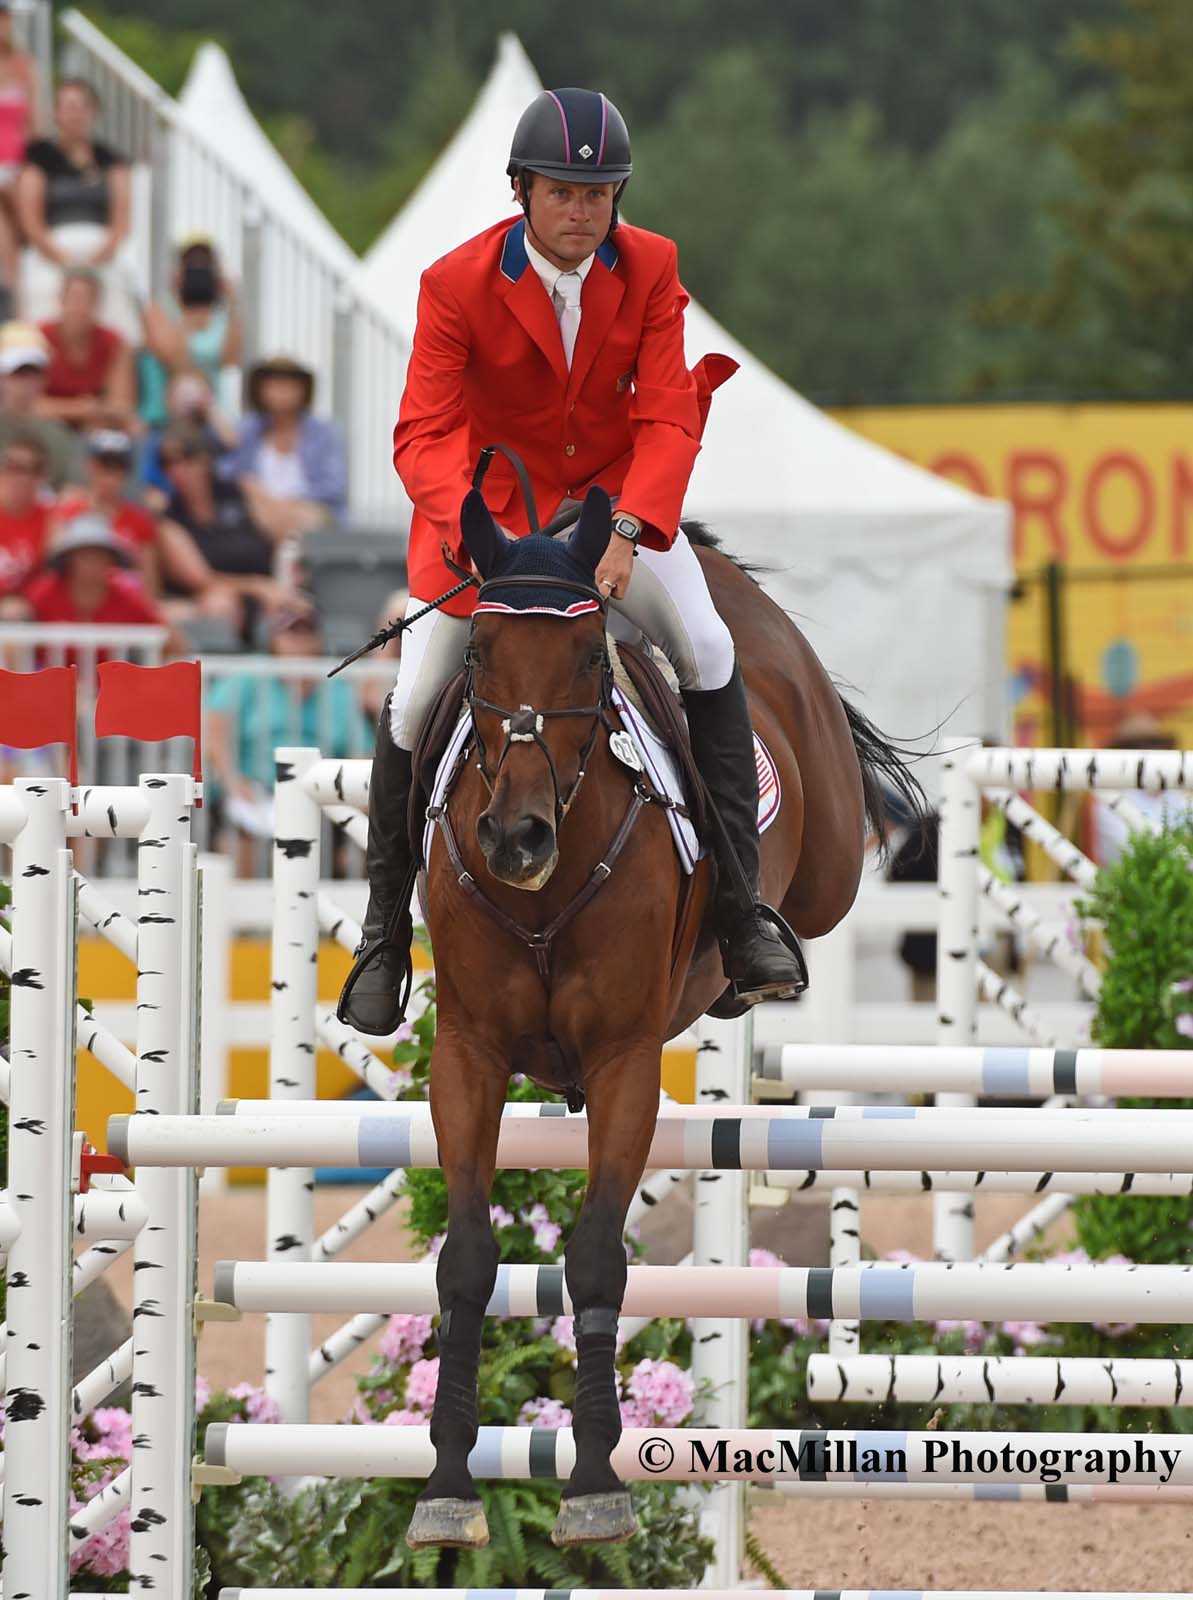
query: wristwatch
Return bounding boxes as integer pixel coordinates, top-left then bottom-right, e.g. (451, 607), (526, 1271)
(612, 514), (641, 546)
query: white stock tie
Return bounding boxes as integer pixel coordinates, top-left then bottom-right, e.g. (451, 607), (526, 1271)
(553, 270), (582, 369)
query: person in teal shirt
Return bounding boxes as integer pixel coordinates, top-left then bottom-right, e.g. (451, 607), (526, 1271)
(205, 597), (372, 871)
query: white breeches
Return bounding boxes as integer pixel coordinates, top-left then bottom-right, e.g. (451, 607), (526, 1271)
(388, 529), (736, 751)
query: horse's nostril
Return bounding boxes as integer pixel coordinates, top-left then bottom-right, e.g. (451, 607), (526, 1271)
(511, 814), (554, 863)
(476, 812), (501, 854)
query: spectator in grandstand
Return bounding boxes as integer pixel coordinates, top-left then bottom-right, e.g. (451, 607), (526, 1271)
(138, 367), (233, 509)
(205, 594), (372, 872)
(156, 420), (295, 637)
(17, 78), (137, 341)
(23, 510), (188, 657)
(53, 428), (159, 593)
(0, 430), (50, 617)
(0, 2), (39, 319)
(0, 321), (85, 487)
(139, 235), (241, 427)
(231, 355), (347, 533)
(36, 267), (134, 432)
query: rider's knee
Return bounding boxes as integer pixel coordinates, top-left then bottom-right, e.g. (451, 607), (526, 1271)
(679, 610), (735, 693)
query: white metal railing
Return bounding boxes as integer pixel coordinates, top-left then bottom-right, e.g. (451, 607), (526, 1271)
(58, 8), (412, 530)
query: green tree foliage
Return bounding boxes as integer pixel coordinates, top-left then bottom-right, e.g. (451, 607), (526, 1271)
(984, 0), (1193, 394)
(83, 0), (1172, 400)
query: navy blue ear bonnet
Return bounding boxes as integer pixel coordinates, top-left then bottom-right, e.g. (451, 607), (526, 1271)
(461, 486), (613, 616)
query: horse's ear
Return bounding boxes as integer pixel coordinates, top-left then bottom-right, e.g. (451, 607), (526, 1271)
(566, 485), (613, 573)
(459, 489), (512, 579)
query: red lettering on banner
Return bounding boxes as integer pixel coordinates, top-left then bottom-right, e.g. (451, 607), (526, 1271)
(1007, 451), (1068, 562)
(1171, 454), (1193, 558)
(929, 453), (990, 495)
(1083, 452), (1154, 561)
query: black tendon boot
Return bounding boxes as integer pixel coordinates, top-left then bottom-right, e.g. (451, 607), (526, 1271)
(683, 662), (808, 1006)
(336, 695), (416, 1034)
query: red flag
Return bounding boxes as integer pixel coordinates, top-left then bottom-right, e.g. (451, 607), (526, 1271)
(0, 665), (78, 784)
(95, 660), (203, 784)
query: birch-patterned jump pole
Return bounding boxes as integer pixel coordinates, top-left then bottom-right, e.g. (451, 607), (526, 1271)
(211, 1259), (1193, 1324)
(110, 1103), (1193, 1173)
(807, 1354), (1193, 1407)
(767, 1169), (1193, 1196)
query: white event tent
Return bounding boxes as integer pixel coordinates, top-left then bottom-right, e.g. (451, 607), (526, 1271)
(357, 35), (1012, 758)
(177, 42), (358, 279)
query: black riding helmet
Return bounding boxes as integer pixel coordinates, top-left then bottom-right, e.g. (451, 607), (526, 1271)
(508, 88), (632, 222)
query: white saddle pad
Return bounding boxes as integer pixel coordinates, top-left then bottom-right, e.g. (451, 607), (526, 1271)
(424, 691), (781, 878)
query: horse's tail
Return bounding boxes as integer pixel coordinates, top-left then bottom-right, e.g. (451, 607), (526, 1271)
(838, 696), (930, 864)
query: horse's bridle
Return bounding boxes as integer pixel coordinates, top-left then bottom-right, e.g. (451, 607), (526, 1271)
(464, 574), (616, 829)
(426, 571), (682, 988)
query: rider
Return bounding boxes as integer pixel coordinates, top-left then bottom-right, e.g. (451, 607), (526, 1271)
(339, 86), (805, 1033)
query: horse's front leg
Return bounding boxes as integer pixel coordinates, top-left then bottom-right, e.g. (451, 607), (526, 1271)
(406, 1026), (507, 1550)
(553, 1038), (662, 1547)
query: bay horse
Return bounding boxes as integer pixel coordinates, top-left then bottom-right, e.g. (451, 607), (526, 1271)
(406, 485), (920, 1550)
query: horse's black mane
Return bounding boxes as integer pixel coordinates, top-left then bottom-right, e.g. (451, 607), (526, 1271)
(680, 518), (764, 584)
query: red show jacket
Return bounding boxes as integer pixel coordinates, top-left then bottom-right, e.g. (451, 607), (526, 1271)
(394, 216), (737, 614)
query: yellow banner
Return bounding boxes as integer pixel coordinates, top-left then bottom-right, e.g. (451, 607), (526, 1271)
(835, 403), (1193, 751)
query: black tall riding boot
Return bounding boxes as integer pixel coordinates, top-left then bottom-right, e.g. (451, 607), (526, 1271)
(683, 662), (808, 1007)
(336, 694), (416, 1035)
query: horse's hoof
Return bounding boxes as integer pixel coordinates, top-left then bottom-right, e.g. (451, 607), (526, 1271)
(405, 1496), (489, 1549)
(551, 1489), (638, 1546)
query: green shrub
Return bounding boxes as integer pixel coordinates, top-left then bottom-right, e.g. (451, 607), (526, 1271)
(1071, 812), (1193, 1267)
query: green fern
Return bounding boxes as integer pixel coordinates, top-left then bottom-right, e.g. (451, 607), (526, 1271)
(746, 1526), (789, 1588)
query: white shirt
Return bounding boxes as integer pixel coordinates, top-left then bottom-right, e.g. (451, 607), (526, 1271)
(255, 440), (309, 501)
(523, 234), (595, 368)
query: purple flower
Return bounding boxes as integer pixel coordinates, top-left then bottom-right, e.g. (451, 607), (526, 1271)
(228, 1382), (281, 1425)
(385, 1066), (413, 1095)
(382, 1407), (426, 1425)
(1093, 1319), (1137, 1337)
(518, 1395), (573, 1427)
(379, 1312), (434, 1368)
(422, 1233), (446, 1259)
(1176, 1014), (1193, 1040)
(1171, 977), (1193, 994)
(404, 1357), (439, 1412)
(883, 1248), (920, 1264)
(490, 1205), (515, 1231)
(525, 1202), (563, 1254)
(394, 1020), (415, 1043)
(195, 1375), (211, 1412)
(551, 1314), (577, 1356)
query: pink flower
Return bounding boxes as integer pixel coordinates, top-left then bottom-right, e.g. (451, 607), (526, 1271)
(1002, 1319), (1051, 1354)
(935, 1319), (987, 1353)
(423, 1233), (446, 1259)
(195, 1375), (211, 1412)
(749, 1246), (787, 1270)
(394, 1021), (415, 1043)
(386, 1066), (413, 1094)
(1046, 1248), (1091, 1267)
(518, 1395), (573, 1427)
(551, 1315), (578, 1356)
(1093, 1319), (1137, 1337)
(525, 1202), (563, 1254)
(1176, 1014), (1193, 1040)
(379, 1312), (434, 1368)
(404, 1357), (439, 1412)
(490, 1205), (515, 1230)
(69, 1504), (130, 1576)
(90, 1408), (133, 1456)
(621, 1358), (693, 1427)
(883, 1248), (920, 1264)
(382, 1407), (426, 1425)
(228, 1383), (281, 1425)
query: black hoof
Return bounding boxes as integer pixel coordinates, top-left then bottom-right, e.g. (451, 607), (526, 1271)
(405, 1496), (489, 1549)
(551, 1488), (638, 1546)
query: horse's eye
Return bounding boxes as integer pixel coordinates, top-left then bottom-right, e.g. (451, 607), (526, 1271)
(464, 644), (482, 669)
(587, 649), (606, 671)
